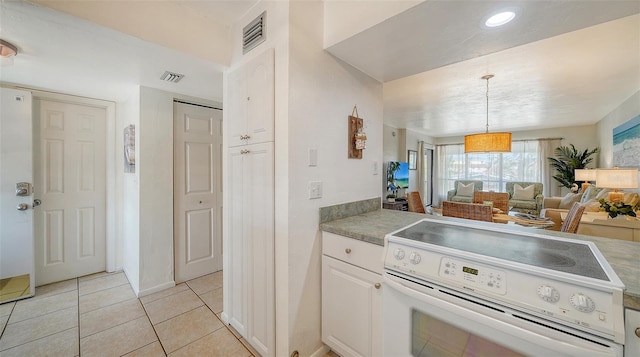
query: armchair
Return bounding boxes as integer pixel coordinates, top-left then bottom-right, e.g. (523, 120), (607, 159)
(505, 182), (543, 215)
(446, 180), (483, 203)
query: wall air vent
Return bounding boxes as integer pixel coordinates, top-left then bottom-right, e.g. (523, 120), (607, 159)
(160, 71), (184, 83)
(243, 11), (266, 54)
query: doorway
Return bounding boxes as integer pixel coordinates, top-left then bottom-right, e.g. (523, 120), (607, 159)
(173, 101), (223, 283)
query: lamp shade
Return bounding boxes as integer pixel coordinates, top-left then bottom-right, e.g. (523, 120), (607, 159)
(575, 169), (597, 181)
(464, 132), (512, 153)
(596, 168), (639, 189)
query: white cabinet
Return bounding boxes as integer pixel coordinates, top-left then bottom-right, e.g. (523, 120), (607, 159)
(322, 232), (383, 357)
(227, 48), (274, 147)
(227, 143), (274, 357)
(626, 308), (640, 357)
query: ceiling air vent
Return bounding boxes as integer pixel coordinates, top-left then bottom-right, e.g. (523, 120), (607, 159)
(160, 71), (184, 83)
(243, 12), (266, 54)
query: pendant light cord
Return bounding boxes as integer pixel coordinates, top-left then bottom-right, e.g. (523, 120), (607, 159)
(484, 75), (492, 134)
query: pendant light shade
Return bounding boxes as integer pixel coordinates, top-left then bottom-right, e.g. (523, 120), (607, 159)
(464, 75), (512, 153)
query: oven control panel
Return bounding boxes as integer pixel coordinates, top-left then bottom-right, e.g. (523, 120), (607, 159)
(439, 257), (507, 295)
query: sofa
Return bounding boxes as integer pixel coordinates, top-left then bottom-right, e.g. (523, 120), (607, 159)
(540, 186), (639, 231)
(446, 180), (483, 203)
(505, 182), (543, 215)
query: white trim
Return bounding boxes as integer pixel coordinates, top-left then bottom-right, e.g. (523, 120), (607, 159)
(29, 89), (118, 276)
(137, 280), (176, 298)
(309, 345), (331, 357)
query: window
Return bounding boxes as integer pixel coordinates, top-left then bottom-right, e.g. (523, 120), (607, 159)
(436, 141), (541, 201)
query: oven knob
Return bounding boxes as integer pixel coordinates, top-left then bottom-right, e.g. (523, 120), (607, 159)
(409, 252), (422, 264)
(394, 248), (405, 260)
(570, 293), (595, 313)
(537, 285), (560, 303)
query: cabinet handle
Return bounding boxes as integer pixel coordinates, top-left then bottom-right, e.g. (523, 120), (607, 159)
(374, 283), (381, 289)
(635, 327), (640, 338)
(244, 134), (251, 140)
(345, 248), (351, 254)
(240, 149), (251, 155)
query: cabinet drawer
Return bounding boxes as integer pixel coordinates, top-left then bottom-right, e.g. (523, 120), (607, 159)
(322, 232), (384, 274)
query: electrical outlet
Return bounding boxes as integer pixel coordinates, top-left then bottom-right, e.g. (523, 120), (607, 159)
(309, 181), (322, 199)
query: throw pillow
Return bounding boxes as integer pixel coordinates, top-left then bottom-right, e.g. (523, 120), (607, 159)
(559, 192), (583, 209)
(457, 182), (475, 197)
(512, 184), (535, 200)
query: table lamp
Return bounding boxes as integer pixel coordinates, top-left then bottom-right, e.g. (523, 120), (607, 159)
(595, 168), (639, 203)
(574, 169), (597, 191)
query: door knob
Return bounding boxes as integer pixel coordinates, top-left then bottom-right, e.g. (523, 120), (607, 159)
(33, 199), (42, 207)
(17, 203), (29, 211)
(374, 283), (381, 289)
(635, 327), (640, 338)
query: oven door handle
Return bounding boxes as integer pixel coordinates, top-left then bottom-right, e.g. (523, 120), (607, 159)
(383, 273), (621, 357)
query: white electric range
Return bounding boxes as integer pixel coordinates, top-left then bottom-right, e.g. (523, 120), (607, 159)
(383, 217), (625, 357)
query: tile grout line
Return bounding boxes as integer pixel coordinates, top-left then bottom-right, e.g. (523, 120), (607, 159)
(0, 303), (17, 340)
(0, 326), (78, 354)
(139, 297), (168, 356)
(76, 278), (81, 356)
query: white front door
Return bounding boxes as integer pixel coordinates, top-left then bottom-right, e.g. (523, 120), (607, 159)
(34, 98), (107, 286)
(174, 102), (222, 283)
(0, 88), (34, 303)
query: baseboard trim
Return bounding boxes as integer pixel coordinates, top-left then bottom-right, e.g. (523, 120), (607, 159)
(310, 344), (330, 357)
(136, 280), (175, 298)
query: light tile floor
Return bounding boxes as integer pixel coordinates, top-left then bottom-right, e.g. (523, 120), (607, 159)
(0, 271), (260, 356)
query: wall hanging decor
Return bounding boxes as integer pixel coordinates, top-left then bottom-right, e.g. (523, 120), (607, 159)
(613, 114), (640, 168)
(348, 105), (367, 159)
(124, 124), (135, 173)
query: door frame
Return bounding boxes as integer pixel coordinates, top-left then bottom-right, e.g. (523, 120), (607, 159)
(30, 89), (118, 273)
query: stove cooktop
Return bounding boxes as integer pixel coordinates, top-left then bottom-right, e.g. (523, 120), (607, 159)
(392, 220), (609, 281)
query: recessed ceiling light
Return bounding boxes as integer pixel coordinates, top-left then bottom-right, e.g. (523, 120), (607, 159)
(485, 11), (516, 27)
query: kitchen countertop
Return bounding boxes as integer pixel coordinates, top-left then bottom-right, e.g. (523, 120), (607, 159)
(320, 208), (640, 310)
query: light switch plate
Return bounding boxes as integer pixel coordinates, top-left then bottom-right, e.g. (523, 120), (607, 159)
(309, 181), (322, 199)
(308, 148), (318, 166)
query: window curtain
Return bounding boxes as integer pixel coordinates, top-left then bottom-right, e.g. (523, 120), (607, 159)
(539, 139), (562, 197)
(417, 141), (425, 205)
(435, 144), (466, 207)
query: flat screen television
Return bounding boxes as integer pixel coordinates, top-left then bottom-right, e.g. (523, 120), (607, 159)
(387, 161), (409, 191)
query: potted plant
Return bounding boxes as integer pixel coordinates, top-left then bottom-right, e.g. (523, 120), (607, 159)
(599, 199), (638, 219)
(547, 144), (599, 189)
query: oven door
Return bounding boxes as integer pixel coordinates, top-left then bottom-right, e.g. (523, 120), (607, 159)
(383, 272), (622, 357)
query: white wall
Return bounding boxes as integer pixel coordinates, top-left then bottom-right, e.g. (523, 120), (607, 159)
(288, 1), (383, 355)
(136, 86), (221, 296)
(323, 0), (423, 48)
(117, 91), (141, 292)
(596, 90), (640, 167)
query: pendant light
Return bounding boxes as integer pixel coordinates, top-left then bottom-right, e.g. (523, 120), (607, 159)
(464, 74), (512, 153)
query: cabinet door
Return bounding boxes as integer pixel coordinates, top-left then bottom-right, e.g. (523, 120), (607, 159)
(226, 146), (248, 336)
(246, 48), (274, 145)
(322, 255), (383, 357)
(245, 142), (275, 357)
(227, 66), (248, 147)
(626, 309), (640, 357)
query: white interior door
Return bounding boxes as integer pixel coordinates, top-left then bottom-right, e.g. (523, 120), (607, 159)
(34, 98), (107, 286)
(174, 102), (223, 283)
(0, 88), (34, 303)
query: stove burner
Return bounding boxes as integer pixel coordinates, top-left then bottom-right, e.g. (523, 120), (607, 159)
(512, 250), (576, 268)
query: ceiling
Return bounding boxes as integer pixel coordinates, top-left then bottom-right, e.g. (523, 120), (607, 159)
(1, 1), (639, 137)
(327, 0), (640, 138)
